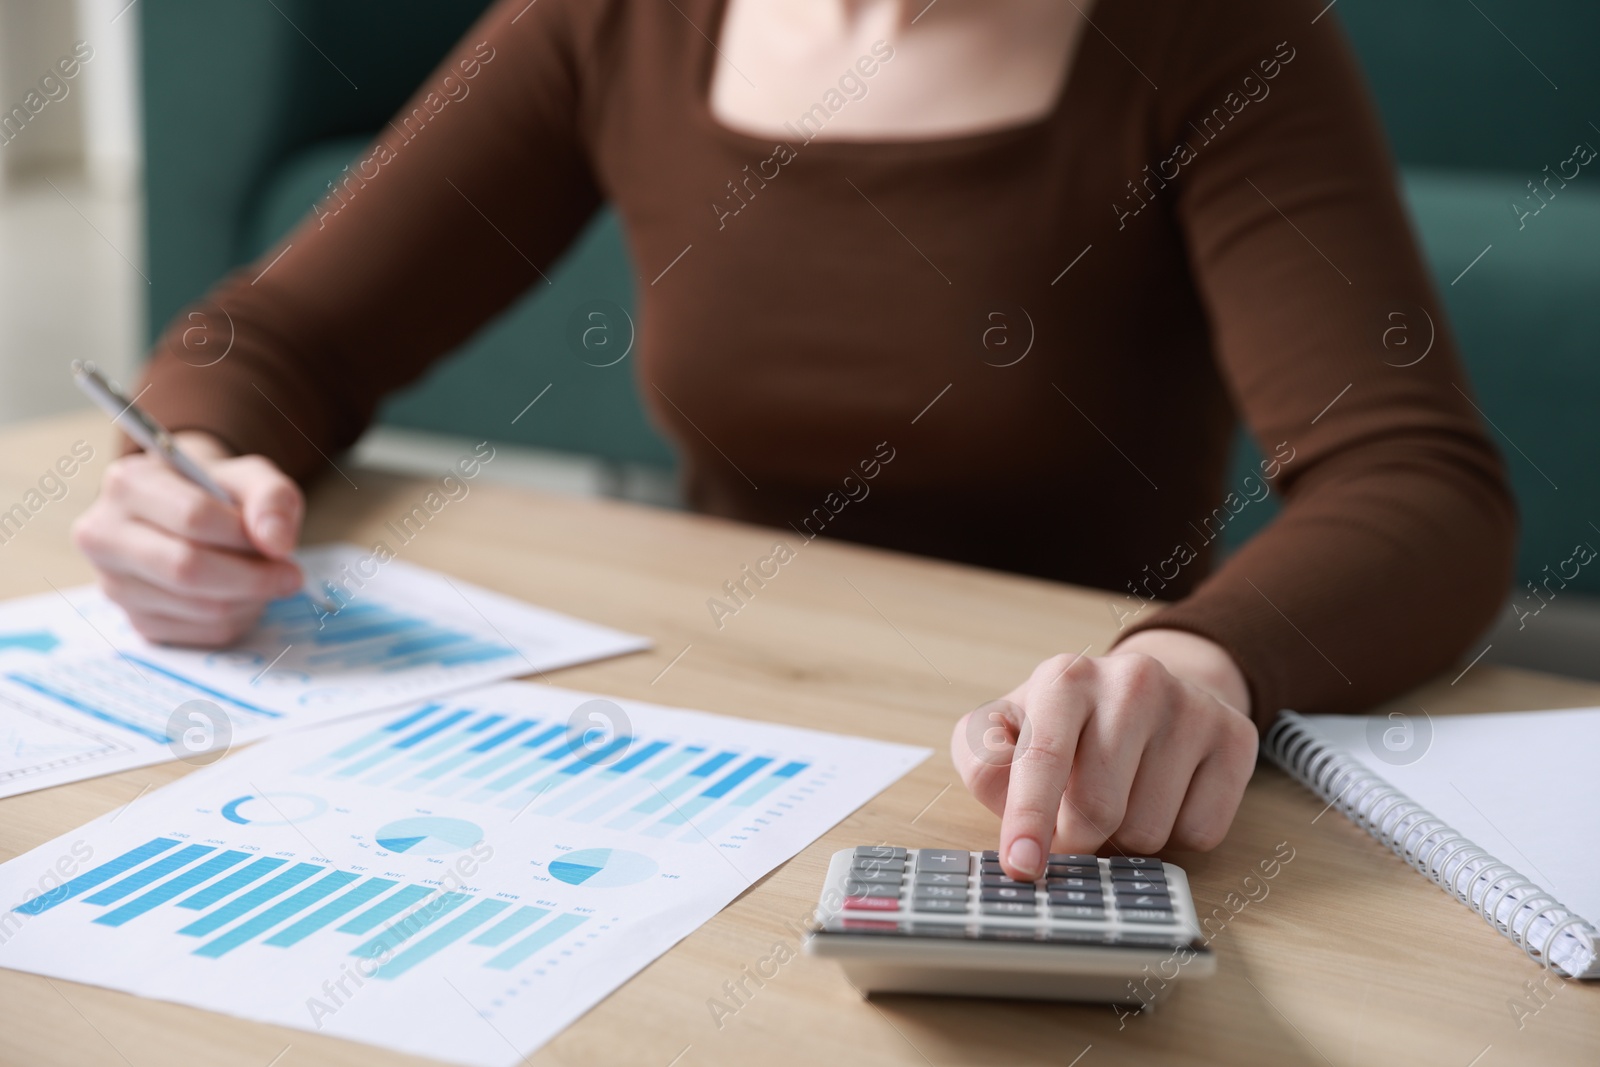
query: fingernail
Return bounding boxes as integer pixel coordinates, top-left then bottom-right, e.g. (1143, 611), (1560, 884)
(1007, 837), (1043, 879)
(257, 513), (290, 551)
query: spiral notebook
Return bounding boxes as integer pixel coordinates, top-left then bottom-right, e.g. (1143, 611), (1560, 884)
(1264, 706), (1600, 979)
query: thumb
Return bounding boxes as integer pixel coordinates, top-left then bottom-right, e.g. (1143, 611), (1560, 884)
(212, 455), (304, 560)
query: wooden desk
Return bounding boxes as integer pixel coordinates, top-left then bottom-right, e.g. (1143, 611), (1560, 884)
(0, 413), (1595, 1067)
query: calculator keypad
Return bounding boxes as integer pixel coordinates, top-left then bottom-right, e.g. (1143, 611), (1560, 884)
(835, 847), (1187, 943)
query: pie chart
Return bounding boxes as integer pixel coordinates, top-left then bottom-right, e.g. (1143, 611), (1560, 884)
(375, 816), (484, 856)
(548, 848), (657, 888)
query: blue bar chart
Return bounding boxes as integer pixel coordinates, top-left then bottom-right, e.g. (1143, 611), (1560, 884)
(0, 680), (927, 1067)
(294, 701), (816, 845)
(256, 595), (517, 672)
(12, 835), (594, 976)
(6, 653), (280, 747)
(0, 549), (648, 799)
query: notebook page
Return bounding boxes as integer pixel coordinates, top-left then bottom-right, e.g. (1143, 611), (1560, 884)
(1303, 707), (1600, 929)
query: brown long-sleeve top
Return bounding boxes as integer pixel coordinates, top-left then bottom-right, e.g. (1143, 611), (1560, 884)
(134, 0), (1516, 720)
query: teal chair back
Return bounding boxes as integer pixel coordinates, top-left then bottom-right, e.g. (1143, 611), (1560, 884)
(141, 0), (671, 468)
(1225, 1), (1600, 595)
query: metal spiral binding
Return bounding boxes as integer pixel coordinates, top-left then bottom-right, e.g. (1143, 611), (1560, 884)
(1264, 712), (1598, 978)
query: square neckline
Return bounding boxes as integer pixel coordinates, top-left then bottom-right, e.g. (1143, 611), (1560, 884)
(692, 0), (1106, 158)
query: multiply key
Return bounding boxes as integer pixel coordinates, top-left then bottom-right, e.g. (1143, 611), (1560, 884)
(915, 871), (966, 887)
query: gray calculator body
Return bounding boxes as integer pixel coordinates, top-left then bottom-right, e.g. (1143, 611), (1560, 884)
(805, 847), (1214, 1004)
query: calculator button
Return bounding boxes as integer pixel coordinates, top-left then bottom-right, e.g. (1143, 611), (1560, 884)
(1047, 864), (1098, 879)
(978, 873), (1036, 889)
(1115, 893), (1171, 909)
(854, 846), (907, 861)
(910, 897), (968, 914)
(976, 925), (1040, 941)
(842, 895), (901, 911)
(1119, 908), (1176, 923)
(1047, 904), (1106, 920)
(915, 871), (967, 887)
(1044, 927), (1112, 944)
(1047, 854), (1098, 866)
(907, 921), (970, 938)
(1046, 889), (1103, 905)
(1045, 876), (1099, 890)
(1108, 856), (1161, 870)
(846, 867), (903, 884)
(979, 901), (1036, 917)
(913, 884), (968, 901)
(1111, 878), (1165, 893)
(838, 919), (903, 933)
(980, 886), (1036, 902)
(1111, 868), (1166, 883)
(851, 856), (905, 874)
(916, 849), (972, 874)
(843, 882), (900, 898)
(980, 850), (1000, 862)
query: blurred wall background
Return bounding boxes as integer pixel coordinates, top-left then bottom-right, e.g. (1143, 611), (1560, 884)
(0, 0), (142, 423)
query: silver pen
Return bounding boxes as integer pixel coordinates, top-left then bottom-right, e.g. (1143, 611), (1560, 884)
(72, 360), (336, 612)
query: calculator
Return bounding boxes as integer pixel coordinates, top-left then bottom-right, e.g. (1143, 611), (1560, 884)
(803, 847), (1214, 1004)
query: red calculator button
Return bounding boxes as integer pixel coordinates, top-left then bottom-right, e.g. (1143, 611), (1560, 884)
(843, 895), (901, 911)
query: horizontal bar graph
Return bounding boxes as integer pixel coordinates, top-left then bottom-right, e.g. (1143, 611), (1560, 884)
(9, 837), (593, 980)
(258, 595), (516, 672)
(292, 703), (817, 844)
(6, 651), (282, 749)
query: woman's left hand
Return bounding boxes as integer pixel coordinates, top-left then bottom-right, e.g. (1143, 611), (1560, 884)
(950, 629), (1259, 882)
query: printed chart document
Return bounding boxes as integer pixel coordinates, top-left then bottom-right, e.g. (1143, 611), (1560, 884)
(0, 682), (930, 1066)
(0, 545), (648, 797)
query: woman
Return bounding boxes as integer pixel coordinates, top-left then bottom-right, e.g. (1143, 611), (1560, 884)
(71, 0), (1515, 882)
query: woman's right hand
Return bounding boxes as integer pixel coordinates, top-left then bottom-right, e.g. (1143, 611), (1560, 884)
(71, 432), (307, 646)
